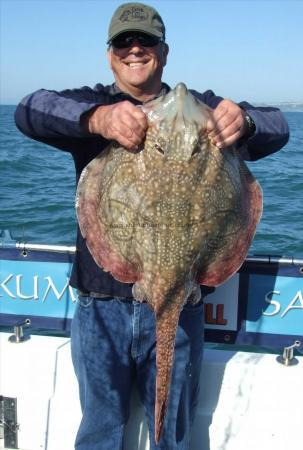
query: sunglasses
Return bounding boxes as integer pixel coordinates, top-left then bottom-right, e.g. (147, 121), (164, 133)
(110, 33), (163, 49)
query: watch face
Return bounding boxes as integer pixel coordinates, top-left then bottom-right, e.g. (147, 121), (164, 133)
(245, 114), (256, 136)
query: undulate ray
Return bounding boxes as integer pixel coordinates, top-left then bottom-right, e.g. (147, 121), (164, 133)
(76, 83), (262, 444)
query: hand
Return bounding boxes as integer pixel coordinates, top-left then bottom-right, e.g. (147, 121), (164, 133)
(206, 99), (247, 149)
(86, 101), (148, 152)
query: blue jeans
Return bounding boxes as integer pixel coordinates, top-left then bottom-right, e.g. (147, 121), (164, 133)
(71, 296), (204, 450)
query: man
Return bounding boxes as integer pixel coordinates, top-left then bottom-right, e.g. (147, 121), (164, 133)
(14, 3), (289, 449)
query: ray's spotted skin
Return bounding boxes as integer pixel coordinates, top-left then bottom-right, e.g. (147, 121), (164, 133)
(76, 83), (263, 444)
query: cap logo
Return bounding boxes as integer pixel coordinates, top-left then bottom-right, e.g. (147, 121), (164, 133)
(119, 7), (149, 22)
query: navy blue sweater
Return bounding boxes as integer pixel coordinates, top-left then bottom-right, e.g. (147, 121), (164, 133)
(14, 82), (289, 296)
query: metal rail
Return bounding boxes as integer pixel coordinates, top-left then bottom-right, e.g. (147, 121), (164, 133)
(246, 255), (303, 265)
(1, 241), (302, 266)
(1, 229), (302, 264)
(15, 242), (76, 253)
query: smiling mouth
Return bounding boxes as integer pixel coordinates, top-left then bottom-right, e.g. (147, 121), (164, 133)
(126, 62), (147, 68)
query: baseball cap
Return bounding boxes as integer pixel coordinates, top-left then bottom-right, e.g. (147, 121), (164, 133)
(107, 2), (165, 43)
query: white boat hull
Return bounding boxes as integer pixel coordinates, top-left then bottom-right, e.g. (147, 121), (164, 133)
(1, 332), (302, 450)
(1, 240), (302, 449)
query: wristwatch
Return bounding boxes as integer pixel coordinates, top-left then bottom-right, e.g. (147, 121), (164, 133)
(243, 113), (256, 138)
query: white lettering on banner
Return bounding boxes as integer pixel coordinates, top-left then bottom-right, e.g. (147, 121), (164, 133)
(263, 290), (303, 318)
(0, 273), (77, 303)
(0, 274), (16, 298)
(69, 286), (77, 302)
(16, 274), (38, 300)
(281, 290), (303, 318)
(42, 276), (76, 302)
(263, 291), (281, 316)
(43, 277), (68, 302)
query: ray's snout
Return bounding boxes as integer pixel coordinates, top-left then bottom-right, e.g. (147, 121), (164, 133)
(175, 82), (188, 98)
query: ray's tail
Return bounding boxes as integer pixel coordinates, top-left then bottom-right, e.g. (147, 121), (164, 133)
(154, 304), (181, 444)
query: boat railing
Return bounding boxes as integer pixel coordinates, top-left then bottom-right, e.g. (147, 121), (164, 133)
(1, 229), (302, 264)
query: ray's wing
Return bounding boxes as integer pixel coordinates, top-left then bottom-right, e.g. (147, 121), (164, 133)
(196, 158), (262, 286)
(76, 146), (142, 283)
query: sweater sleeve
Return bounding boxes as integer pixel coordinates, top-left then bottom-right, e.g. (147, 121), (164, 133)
(237, 101), (289, 161)
(190, 89), (290, 161)
(14, 85), (107, 152)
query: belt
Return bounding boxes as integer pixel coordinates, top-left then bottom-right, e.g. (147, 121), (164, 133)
(77, 290), (134, 301)
(76, 290), (202, 307)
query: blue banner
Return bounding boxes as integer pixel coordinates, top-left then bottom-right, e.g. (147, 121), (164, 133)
(1, 248), (303, 347)
(0, 256), (76, 324)
(246, 274), (303, 335)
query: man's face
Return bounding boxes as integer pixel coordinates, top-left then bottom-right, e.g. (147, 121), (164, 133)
(107, 32), (169, 97)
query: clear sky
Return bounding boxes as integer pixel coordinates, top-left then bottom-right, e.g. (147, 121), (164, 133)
(1, 0), (302, 105)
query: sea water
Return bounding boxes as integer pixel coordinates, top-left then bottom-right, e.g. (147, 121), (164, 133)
(1, 105), (302, 257)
